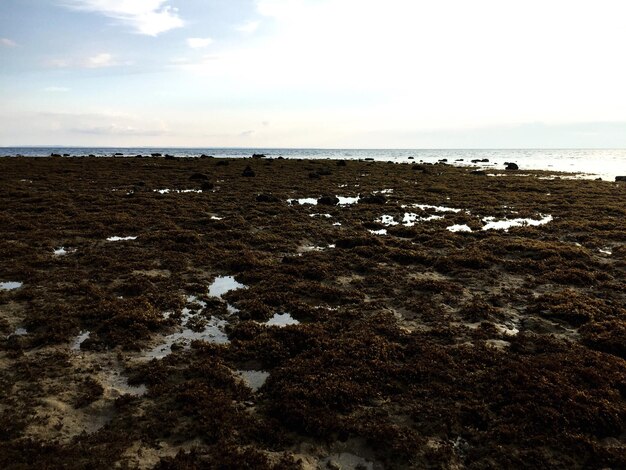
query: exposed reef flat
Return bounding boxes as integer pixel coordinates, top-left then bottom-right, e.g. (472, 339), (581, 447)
(1, 156), (625, 469)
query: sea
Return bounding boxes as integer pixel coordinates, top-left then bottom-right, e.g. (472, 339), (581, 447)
(2, 147), (625, 181)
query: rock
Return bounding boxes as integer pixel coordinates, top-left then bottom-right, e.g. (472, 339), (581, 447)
(359, 194), (386, 204)
(256, 193), (280, 203)
(408, 156), (414, 160)
(114, 152), (123, 156)
(51, 153), (62, 158)
(364, 157), (375, 161)
(88, 154), (96, 158)
(439, 158), (448, 162)
(151, 153), (162, 157)
(317, 195), (339, 205)
(200, 154), (213, 159)
(336, 160), (347, 166)
(308, 172), (321, 179)
(189, 172), (209, 181)
(201, 182), (214, 191)
(242, 165), (256, 177)
(505, 162), (519, 170)
(277, 156), (284, 160)
(615, 176), (626, 182)
(470, 170), (487, 176)
(252, 153), (266, 159)
(164, 154), (175, 160)
(63, 153), (70, 157)
(480, 158), (489, 162)
(135, 154), (143, 158)
(456, 158), (464, 161)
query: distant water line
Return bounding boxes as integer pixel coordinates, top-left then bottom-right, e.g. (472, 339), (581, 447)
(2, 147), (625, 180)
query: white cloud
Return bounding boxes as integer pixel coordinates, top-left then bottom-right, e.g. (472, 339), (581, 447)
(1, 38), (17, 47)
(60, 0), (184, 36)
(187, 37), (213, 49)
(85, 52), (116, 68)
(44, 87), (71, 92)
(235, 20), (260, 34)
(45, 52), (127, 68)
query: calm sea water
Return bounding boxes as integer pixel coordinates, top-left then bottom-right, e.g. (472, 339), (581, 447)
(2, 147), (625, 180)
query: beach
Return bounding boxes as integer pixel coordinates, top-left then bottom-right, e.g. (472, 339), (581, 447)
(1, 156), (625, 468)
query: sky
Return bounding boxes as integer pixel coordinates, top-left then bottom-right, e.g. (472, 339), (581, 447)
(1, 0), (626, 148)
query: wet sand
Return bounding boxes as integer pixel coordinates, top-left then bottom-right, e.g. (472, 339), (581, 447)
(0, 156), (625, 469)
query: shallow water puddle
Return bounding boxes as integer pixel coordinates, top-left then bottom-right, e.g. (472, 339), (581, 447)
(599, 248), (612, 255)
(369, 229), (388, 235)
(210, 215), (223, 220)
(72, 331), (91, 350)
(377, 215), (399, 226)
(287, 198), (318, 205)
(337, 196), (360, 205)
(0, 281), (22, 290)
(481, 215), (553, 231)
(402, 213), (443, 226)
(154, 189), (203, 194)
(53, 247), (68, 256)
(402, 203), (463, 213)
(146, 316), (229, 360)
(147, 284), (244, 359)
(265, 312), (300, 327)
(106, 236), (137, 242)
(310, 213), (332, 218)
(447, 224), (473, 233)
(208, 276), (247, 298)
(236, 370), (270, 392)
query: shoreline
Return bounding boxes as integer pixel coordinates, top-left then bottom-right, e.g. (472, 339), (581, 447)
(2, 148), (625, 181)
(1, 157), (625, 468)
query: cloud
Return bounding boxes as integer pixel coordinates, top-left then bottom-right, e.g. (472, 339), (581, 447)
(44, 87), (71, 92)
(60, 0), (184, 36)
(46, 52), (128, 69)
(187, 37), (213, 49)
(1, 38), (17, 47)
(72, 124), (167, 136)
(85, 52), (116, 68)
(235, 20), (260, 34)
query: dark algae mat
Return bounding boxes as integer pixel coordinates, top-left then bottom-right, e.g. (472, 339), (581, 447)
(1, 156), (625, 469)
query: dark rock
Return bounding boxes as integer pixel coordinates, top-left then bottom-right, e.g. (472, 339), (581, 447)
(439, 158), (448, 162)
(359, 194), (387, 204)
(252, 153), (266, 159)
(201, 182), (214, 191)
(470, 170), (487, 176)
(51, 153), (62, 158)
(456, 158), (464, 161)
(615, 176), (626, 182)
(471, 159), (480, 163)
(336, 160), (347, 166)
(256, 193), (280, 203)
(189, 172), (209, 181)
(408, 156), (414, 160)
(151, 153), (162, 157)
(114, 152), (123, 156)
(164, 154), (175, 160)
(135, 154), (143, 158)
(317, 195), (340, 205)
(216, 160), (230, 166)
(88, 154), (96, 158)
(242, 165), (256, 177)
(506, 162), (519, 170)
(481, 158), (489, 162)
(63, 153), (70, 157)
(277, 156), (284, 160)
(365, 157), (375, 161)
(200, 154), (213, 158)
(308, 172), (321, 179)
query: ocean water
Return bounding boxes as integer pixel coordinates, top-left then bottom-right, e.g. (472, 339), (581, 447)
(2, 147), (625, 180)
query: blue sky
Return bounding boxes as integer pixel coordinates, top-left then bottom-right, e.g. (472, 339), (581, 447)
(1, 0), (626, 148)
